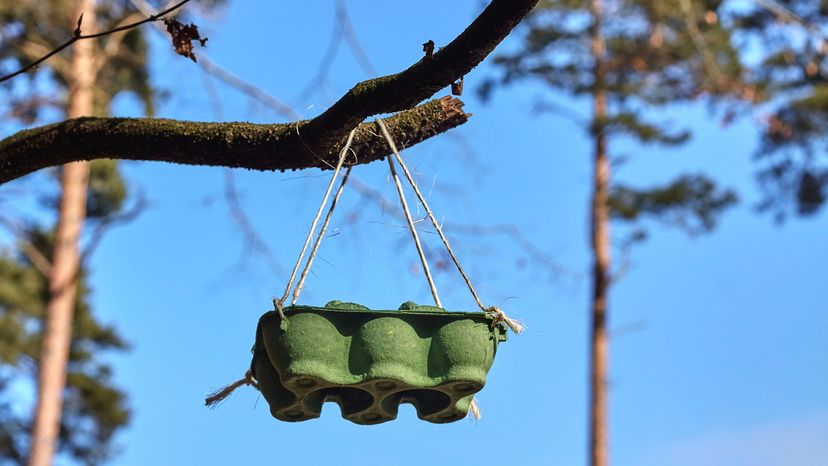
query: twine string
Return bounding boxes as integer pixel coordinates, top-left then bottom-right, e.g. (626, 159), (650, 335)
(273, 129), (357, 317)
(386, 152), (443, 308)
(377, 119), (523, 333)
(207, 120), (523, 414)
(204, 370), (258, 408)
(292, 166), (352, 305)
(468, 397), (482, 421)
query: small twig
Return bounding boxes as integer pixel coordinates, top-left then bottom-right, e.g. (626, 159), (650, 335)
(337, 0), (378, 76)
(224, 171), (286, 277)
(346, 176), (573, 281)
(294, 0), (378, 104)
(129, 0), (299, 120)
(0, 216), (52, 277)
(751, 0), (828, 40)
(2, 0), (537, 183)
(0, 0), (191, 84)
(678, 0), (725, 90)
(423, 40), (436, 58)
(97, 11), (147, 73)
(81, 190), (148, 263)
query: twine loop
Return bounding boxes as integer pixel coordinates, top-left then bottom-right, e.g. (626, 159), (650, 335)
(207, 120), (525, 414)
(376, 118), (524, 335)
(486, 306), (524, 334)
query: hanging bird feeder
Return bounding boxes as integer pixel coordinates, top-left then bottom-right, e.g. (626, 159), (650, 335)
(207, 121), (522, 423)
(252, 301), (507, 424)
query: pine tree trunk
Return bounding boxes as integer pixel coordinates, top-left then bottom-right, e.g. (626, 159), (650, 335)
(28, 1), (96, 464)
(588, 0), (610, 465)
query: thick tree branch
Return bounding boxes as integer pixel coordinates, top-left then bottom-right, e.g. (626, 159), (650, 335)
(0, 0), (538, 184)
(301, 0), (538, 151)
(0, 97), (468, 184)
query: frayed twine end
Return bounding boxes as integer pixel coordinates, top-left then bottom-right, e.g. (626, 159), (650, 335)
(468, 398), (482, 421)
(205, 370), (258, 408)
(487, 306), (525, 334)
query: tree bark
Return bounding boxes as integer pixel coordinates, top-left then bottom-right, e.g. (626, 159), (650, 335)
(28, 1), (95, 465)
(0, 97), (469, 184)
(0, 0), (539, 185)
(588, 0), (610, 465)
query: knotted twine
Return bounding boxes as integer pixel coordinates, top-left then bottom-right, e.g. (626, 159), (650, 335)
(376, 119), (524, 334)
(205, 370), (257, 408)
(376, 118), (523, 421)
(206, 118), (525, 412)
(274, 129), (357, 317)
(205, 129), (356, 407)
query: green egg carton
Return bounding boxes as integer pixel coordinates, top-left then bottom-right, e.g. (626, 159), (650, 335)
(250, 301), (507, 425)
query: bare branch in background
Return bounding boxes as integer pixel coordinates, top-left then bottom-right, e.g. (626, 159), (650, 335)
(293, 5), (346, 104)
(223, 171), (285, 277)
(337, 0), (377, 76)
(294, 0), (377, 104)
(3, 0), (539, 183)
(301, 0), (539, 152)
(609, 320), (649, 339)
(193, 48), (288, 280)
(678, 0), (726, 90)
(0, 216), (52, 277)
(97, 11), (147, 71)
(201, 59), (300, 120)
(346, 176), (572, 281)
(129, 0), (299, 120)
(0, 0), (192, 84)
(751, 0), (828, 39)
(81, 190), (148, 263)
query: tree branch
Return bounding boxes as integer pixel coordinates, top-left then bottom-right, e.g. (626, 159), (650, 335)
(0, 0), (539, 184)
(300, 0), (539, 151)
(0, 97), (469, 184)
(127, 0), (300, 120)
(0, 0), (191, 84)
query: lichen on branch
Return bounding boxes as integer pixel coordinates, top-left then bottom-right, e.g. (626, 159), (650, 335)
(0, 97), (469, 184)
(0, 0), (539, 184)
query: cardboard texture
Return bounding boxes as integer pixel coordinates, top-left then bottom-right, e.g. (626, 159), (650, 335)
(251, 301), (507, 424)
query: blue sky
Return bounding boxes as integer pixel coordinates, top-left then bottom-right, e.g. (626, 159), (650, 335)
(4, 1), (828, 465)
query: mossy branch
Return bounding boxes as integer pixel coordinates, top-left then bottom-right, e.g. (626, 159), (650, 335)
(301, 0), (539, 150)
(0, 97), (469, 184)
(0, 0), (539, 184)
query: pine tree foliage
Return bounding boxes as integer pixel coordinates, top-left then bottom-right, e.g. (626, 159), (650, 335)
(484, 5), (745, 465)
(0, 168), (131, 465)
(609, 174), (738, 234)
(730, 1), (828, 218)
(0, 0), (156, 121)
(0, 0), (159, 463)
(483, 0), (741, 234)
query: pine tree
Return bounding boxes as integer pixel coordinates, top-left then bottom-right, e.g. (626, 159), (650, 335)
(0, 0), (155, 463)
(0, 179), (131, 463)
(483, 1), (741, 464)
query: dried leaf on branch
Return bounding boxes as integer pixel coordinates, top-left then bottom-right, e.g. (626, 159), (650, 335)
(164, 19), (207, 62)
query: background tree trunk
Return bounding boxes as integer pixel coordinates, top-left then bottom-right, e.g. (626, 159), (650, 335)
(28, 0), (96, 464)
(588, 0), (610, 465)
